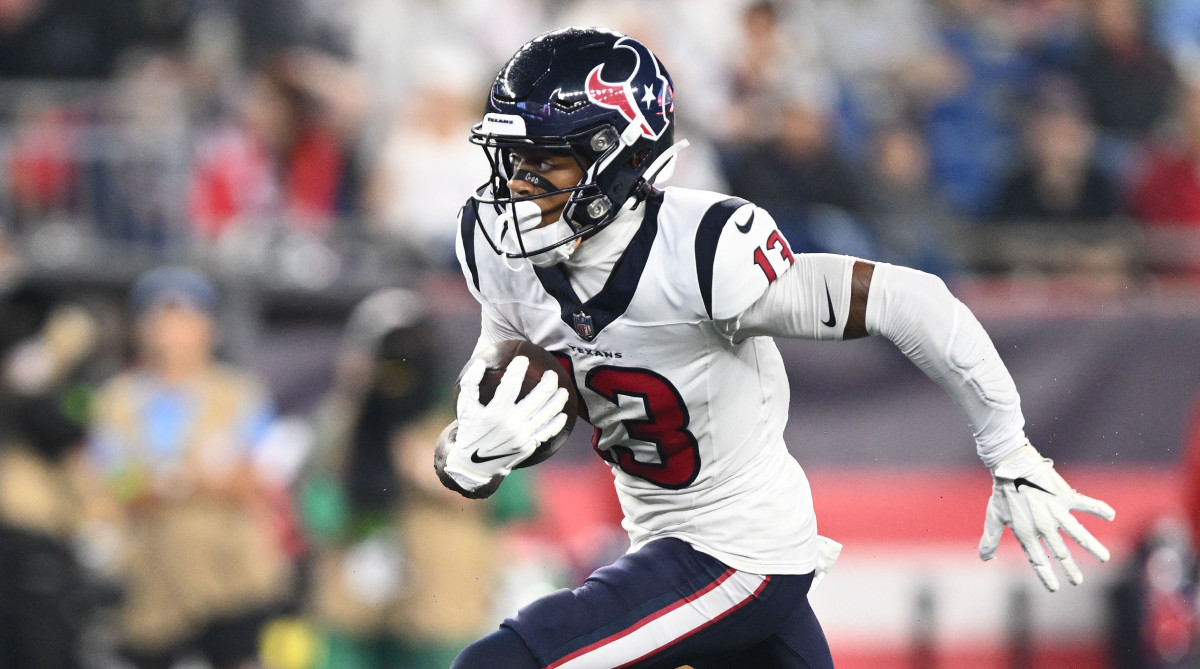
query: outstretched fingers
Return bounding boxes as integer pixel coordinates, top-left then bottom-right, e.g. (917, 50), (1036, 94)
(979, 499), (1007, 561)
(1040, 528), (1083, 586)
(1019, 535), (1060, 592)
(1072, 493), (1116, 522)
(1059, 512), (1111, 563)
(1008, 496), (1060, 591)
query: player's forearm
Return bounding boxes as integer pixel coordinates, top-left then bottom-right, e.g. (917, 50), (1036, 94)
(864, 263), (1027, 466)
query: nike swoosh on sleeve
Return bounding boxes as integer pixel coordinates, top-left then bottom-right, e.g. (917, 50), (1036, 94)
(735, 211), (755, 233)
(821, 279), (837, 328)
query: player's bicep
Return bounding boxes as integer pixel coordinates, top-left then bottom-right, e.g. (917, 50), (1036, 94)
(730, 253), (866, 341)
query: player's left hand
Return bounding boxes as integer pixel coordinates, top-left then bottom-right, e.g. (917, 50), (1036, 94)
(978, 443), (1116, 592)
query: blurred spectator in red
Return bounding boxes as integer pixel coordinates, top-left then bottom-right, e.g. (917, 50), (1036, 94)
(990, 76), (1125, 222)
(1133, 83), (1200, 229)
(862, 121), (956, 277)
(7, 99), (82, 229)
(188, 51), (367, 242)
(87, 267), (292, 669)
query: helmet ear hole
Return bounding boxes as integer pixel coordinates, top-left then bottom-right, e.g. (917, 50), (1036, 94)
(626, 149), (651, 169)
(588, 127), (619, 155)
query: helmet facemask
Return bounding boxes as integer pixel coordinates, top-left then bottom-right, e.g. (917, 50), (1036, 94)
(470, 119), (653, 264)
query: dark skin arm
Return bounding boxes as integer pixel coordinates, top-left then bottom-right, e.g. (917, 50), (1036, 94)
(844, 260), (874, 340)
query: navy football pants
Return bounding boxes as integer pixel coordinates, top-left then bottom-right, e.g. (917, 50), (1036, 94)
(451, 537), (834, 669)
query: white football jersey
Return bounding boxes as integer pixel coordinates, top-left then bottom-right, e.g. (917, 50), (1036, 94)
(456, 186), (819, 575)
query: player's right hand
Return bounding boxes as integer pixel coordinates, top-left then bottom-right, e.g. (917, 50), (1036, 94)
(978, 443), (1116, 592)
(442, 356), (568, 493)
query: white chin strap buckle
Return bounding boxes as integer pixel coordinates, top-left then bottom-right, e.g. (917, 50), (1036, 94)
(496, 200), (577, 268)
(496, 200), (542, 239)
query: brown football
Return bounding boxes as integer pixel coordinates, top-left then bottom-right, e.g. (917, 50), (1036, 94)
(453, 339), (579, 468)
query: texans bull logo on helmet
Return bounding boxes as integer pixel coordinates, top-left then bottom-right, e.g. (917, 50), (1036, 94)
(585, 37), (674, 140)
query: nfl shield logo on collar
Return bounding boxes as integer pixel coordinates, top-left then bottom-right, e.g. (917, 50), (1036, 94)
(573, 311), (595, 340)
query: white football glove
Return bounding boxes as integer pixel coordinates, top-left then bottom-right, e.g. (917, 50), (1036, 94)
(809, 535), (843, 593)
(442, 355), (569, 493)
(979, 443), (1116, 592)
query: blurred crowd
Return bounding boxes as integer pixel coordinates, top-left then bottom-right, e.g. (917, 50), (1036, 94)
(3, 0), (1200, 285)
(0, 268), (568, 669)
(3, 1), (1200, 668)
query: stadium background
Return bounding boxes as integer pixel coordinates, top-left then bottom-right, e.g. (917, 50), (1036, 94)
(2, 0), (1200, 667)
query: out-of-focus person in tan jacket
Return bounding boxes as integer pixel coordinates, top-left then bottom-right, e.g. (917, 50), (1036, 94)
(88, 267), (290, 669)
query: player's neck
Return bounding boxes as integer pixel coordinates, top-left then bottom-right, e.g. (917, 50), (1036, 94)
(564, 204), (643, 270)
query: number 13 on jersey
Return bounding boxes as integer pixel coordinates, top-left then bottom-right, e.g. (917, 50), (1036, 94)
(553, 353), (702, 489)
(752, 229), (795, 283)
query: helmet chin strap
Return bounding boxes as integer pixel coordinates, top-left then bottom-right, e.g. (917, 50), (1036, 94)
(642, 139), (690, 187)
(495, 200), (579, 270)
(522, 217), (579, 267)
(495, 139), (687, 269)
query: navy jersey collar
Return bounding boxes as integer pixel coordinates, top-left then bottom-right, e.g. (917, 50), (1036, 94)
(533, 193), (663, 341)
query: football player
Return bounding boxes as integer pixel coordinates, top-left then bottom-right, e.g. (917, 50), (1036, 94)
(435, 27), (1116, 669)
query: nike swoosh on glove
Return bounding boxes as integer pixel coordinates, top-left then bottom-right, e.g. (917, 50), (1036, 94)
(979, 443), (1116, 592)
(442, 355), (568, 494)
(809, 535), (843, 593)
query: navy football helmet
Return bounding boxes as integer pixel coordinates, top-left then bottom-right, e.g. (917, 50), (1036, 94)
(470, 27), (680, 261)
